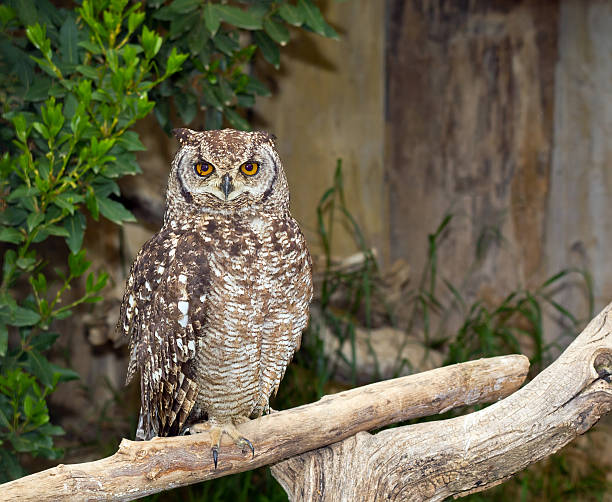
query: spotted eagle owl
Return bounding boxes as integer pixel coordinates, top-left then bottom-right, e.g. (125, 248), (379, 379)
(118, 128), (313, 466)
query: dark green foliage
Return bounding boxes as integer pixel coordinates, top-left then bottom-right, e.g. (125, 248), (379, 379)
(142, 0), (338, 131)
(0, 0), (340, 485)
(0, 0), (187, 481)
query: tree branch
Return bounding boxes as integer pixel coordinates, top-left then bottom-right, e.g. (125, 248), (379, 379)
(272, 302), (612, 501)
(1, 355), (528, 501)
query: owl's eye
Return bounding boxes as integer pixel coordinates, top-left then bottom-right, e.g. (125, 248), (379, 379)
(194, 162), (214, 177)
(240, 161), (259, 176)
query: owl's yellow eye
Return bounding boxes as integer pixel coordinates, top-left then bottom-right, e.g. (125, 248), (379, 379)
(240, 161), (259, 176)
(194, 162), (214, 177)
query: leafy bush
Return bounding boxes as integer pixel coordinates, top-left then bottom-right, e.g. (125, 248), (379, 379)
(142, 0), (338, 131)
(0, 0), (339, 482)
(0, 0), (188, 481)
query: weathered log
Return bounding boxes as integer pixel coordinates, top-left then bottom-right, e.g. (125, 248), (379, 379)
(272, 302), (612, 501)
(1, 355), (527, 501)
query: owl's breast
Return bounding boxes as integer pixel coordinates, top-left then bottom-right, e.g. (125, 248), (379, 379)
(193, 213), (311, 419)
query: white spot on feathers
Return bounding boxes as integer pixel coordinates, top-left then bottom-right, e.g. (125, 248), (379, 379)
(178, 315), (188, 328)
(178, 301), (189, 314)
(178, 274), (187, 284)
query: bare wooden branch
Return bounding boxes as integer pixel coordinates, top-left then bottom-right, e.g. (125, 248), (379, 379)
(272, 303), (612, 501)
(1, 355), (528, 501)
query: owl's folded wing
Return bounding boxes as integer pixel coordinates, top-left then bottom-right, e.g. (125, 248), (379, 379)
(119, 230), (209, 439)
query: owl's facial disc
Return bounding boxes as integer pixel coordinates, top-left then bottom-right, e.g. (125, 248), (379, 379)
(171, 131), (283, 212)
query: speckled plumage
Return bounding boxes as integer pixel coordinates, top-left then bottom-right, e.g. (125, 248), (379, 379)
(119, 128), (313, 443)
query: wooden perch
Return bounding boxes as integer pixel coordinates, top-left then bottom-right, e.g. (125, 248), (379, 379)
(2, 354), (528, 501)
(273, 303), (612, 501)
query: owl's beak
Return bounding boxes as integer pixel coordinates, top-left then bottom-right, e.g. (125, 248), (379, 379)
(221, 173), (233, 199)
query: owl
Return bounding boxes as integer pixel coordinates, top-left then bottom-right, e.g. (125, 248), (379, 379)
(118, 128), (313, 467)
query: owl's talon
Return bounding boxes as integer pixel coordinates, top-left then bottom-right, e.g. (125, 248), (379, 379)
(212, 446), (219, 469)
(241, 437), (255, 458)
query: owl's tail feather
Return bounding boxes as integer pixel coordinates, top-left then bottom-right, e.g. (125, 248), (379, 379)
(159, 372), (198, 437)
(134, 372), (198, 440)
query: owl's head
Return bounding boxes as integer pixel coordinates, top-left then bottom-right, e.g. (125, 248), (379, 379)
(166, 128), (289, 216)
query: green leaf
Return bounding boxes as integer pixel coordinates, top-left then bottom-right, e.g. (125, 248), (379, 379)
(49, 363), (79, 383)
(224, 108), (250, 131)
(26, 212), (44, 232)
(244, 75), (271, 97)
(297, 0), (339, 39)
(97, 197), (136, 225)
(16, 256), (36, 271)
(263, 18), (290, 45)
(175, 92), (198, 124)
(0, 324), (7, 357)
(165, 47), (188, 76)
(63, 212), (86, 254)
(253, 30), (280, 68)
(236, 93), (255, 108)
(85, 187), (99, 221)
(59, 16), (79, 65)
(10, 306), (40, 327)
(128, 11), (145, 33)
(103, 154), (142, 178)
(8, 185), (40, 203)
(24, 350), (54, 388)
(168, 13), (197, 40)
(216, 5), (263, 30)
(24, 78), (52, 101)
(117, 131), (146, 151)
(0, 207), (27, 226)
(187, 18), (208, 56)
(45, 225), (70, 238)
(76, 64), (99, 79)
(201, 81), (224, 110)
(141, 25), (162, 59)
(68, 249), (90, 277)
(23, 394), (35, 418)
(15, 0), (37, 27)
(0, 227), (24, 245)
(205, 109), (222, 130)
(278, 4), (304, 26)
(168, 0), (200, 14)
(0, 449), (27, 480)
(203, 3), (221, 37)
(37, 423), (65, 437)
(212, 31), (239, 57)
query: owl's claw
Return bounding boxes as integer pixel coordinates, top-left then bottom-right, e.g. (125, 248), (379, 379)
(190, 420), (254, 468)
(242, 437), (255, 458)
(212, 446), (219, 469)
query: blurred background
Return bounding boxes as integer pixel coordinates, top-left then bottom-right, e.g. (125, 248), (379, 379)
(1, 0), (611, 500)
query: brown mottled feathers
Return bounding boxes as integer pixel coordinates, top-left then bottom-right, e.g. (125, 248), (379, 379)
(119, 128), (313, 442)
(120, 230), (207, 439)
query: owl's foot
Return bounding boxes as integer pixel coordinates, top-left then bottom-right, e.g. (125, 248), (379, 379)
(188, 421), (254, 469)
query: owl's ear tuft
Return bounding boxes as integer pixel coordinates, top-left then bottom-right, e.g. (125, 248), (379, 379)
(259, 131), (277, 146)
(172, 128), (197, 145)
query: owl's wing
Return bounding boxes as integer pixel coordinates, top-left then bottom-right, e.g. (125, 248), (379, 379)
(119, 229), (209, 440)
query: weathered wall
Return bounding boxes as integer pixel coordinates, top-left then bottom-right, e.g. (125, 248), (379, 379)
(546, 0), (612, 318)
(252, 0), (387, 261)
(386, 0), (559, 311)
